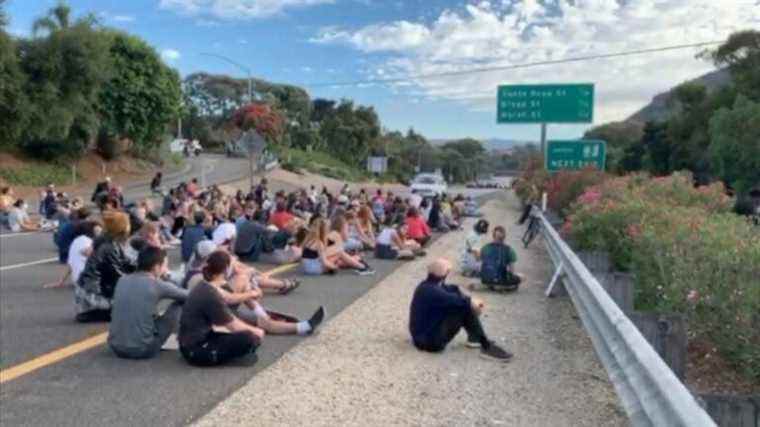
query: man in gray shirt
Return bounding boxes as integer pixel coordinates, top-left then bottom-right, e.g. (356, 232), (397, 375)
(108, 246), (188, 359)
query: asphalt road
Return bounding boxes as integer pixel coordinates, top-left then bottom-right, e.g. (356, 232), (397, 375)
(0, 164), (506, 426)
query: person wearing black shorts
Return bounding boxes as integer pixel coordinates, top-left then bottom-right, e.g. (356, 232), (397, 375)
(178, 251), (264, 366)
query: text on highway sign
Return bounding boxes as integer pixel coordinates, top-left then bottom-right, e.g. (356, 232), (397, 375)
(497, 84), (594, 124)
(546, 140), (606, 172)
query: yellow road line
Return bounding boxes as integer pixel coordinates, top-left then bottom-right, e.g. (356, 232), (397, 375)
(0, 333), (107, 384)
(0, 263), (298, 384)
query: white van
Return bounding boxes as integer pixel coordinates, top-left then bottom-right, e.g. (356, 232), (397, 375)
(410, 173), (448, 197)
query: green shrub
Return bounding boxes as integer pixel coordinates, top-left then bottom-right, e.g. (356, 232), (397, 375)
(565, 172), (759, 380)
(0, 163), (78, 187)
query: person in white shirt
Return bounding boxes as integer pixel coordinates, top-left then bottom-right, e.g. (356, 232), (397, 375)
(409, 193), (423, 210)
(460, 219), (489, 277)
(44, 221), (102, 288)
(375, 223), (424, 260)
(212, 216), (237, 249)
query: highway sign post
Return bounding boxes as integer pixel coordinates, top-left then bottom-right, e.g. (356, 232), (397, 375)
(546, 140), (606, 172)
(496, 83), (595, 167)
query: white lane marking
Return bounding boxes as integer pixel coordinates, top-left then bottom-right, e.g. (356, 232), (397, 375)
(0, 231), (44, 239)
(0, 257), (59, 272)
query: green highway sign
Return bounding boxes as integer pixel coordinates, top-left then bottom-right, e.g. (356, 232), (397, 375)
(546, 140), (606, 172)
(497, 84), (594, 124)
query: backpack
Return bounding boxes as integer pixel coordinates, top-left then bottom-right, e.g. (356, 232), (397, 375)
(480, 243), (519, 287)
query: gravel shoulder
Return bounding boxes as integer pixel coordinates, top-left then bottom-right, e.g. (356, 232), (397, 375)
(196, 191), (627, 427)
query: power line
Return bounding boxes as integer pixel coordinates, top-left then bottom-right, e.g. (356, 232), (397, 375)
(303, 40), (725, 89)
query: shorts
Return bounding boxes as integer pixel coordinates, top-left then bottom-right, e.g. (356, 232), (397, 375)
(259, 247), (300, 265)
(344, 237), (364, 252)
(301, 258), (324, 276)
(236, 302), (269, 325)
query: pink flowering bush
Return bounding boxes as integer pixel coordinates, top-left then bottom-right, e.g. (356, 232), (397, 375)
(564, 171), (759, 380)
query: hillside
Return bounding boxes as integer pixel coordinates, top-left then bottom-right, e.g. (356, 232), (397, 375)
(626, 68), (731, 124)
(431, 138), (529, 151)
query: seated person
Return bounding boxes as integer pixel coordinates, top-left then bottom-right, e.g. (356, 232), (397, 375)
(0, 187), (13, 229)
(220, 258), (325, 337)
(45, 221), (101, 289)
(178, 251), (263, 367)
(181, 211), (212, 264)
(54, 207), (91, 264)
(351, 207), (377, 250)
(405, 207), (432, 246)
(233, 217), (268, 261)
(258, 219), (306, 266)
(375, 223), (423, 260)
(7, 199), (42, 232)
(479, 226), (521, 291)
(463, 196), (482, 217)
(328, 214), (364, 253)
(108, 246), (189, 359)
(409, 258), (513, 362)
(301, 218), (374, 276)
(460, 220), (489, 277)
(268, 201), (295, 231)
(212, 213), (237, 249)
(186, 241), (299, 295)
(75, 212), (136, 322)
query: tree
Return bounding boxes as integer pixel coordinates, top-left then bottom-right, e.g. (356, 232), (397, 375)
(19, 6), (112, 159)
(311, 98), (336, 123)
(0, 25), (27, 146)
(319, 100), (381, 166)
(708, 95), (760, 195)
(711, 30), (760, 101)
(98, 32), (182, 156)
(642, 121), (671, 175)
(230, 103), (285, 144)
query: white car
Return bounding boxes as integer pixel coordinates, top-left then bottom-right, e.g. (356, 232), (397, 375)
(410, 174), (448, 197)
(169, 139), (202, 155)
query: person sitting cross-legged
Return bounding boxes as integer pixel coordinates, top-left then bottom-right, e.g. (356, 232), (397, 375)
(479, 226), (522, 291)
(409, 258), (513, 362)
(178, 251), (264, 367)
(108, 246), (189, 359)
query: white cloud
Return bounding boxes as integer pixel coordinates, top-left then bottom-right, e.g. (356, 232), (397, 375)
(161, 49), (182, 63)
(301, 66), (314, 72)
(159, 0), (334, 19)
(312, 1), (760, 123)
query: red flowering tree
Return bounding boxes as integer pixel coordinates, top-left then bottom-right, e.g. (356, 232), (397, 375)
(229, 103), (284, 144)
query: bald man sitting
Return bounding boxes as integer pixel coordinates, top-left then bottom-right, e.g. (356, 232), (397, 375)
(408, 258), (513, 362)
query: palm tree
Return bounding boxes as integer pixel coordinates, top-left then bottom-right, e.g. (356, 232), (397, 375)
(32, 1), (72, 36)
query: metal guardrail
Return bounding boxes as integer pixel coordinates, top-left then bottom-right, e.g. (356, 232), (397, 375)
(537, 210), (716, 427)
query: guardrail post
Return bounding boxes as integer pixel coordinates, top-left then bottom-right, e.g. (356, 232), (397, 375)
(630, 313), (688, 381)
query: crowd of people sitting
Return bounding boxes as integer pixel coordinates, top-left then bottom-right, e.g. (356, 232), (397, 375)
(4, 172), (520, 366)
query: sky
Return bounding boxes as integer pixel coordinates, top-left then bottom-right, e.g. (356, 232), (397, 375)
(5, 0), (760, 142)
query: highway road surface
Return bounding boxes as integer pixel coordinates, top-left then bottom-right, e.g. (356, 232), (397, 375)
(0, 159), (507, 426)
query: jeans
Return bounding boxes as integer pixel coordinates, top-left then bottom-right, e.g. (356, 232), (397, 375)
(110, 303), (182, 360)
(415, 307), (489, 352)
(375, 244), (398, 260)
(180, 331), (259, 367)
(301, 258), (324, 276)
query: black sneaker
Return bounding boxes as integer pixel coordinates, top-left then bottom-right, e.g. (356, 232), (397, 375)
(479, 342), (513, 362)
(307, 306), (325, 335)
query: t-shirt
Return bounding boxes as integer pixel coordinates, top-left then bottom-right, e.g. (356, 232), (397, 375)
(212, 222), (237, 246)
(377, 228), (397, 246)
(269, 211), (294, 231)
(460, 231), (483, 266)
(405, 216), (430, 240)
(7, 207), (28, 232)
(409, 194), (423, 210)
(108, 273), (188, 354)
(178, 281), (235, 348)
(68, 235), (93, 284)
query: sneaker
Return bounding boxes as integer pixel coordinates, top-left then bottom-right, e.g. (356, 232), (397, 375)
(465, 338), (482, 349)
(307, 306), (325, 335)
(355, 267), (375, 276)
(479, 342), (513, 362)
